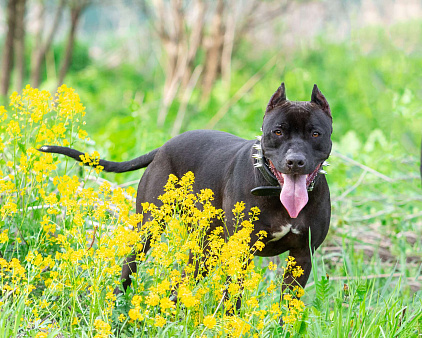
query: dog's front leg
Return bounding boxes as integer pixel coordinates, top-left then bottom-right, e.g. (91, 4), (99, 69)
(114, 253), (137, 295)
(114, 235), (152, 295)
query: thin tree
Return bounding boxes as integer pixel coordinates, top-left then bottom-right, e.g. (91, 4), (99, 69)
(14, 0), (26, 91)
(1, 0), (18, 97)
(30, 0), (66, 88)
(201, 0), (224, 100)
(135, 0), (296, 130)
(137, 0), (206, 127)
(57, 0), (90, 87)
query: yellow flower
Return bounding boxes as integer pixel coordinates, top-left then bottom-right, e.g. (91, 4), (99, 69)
(246, 296), (259, 309)
(160, 297), (175, 312)
(293, 285), (305, 298)
(0, 105), (7, 121)
(93, 318), (111, 337)
(179, 285), (199, 308)
(35, 333), (48, 338)
(39, 299), (49, 309)
(268, 261), (277, 271)
(51, 122), (66, 137)
(128, 307), (144, 321)
(199, 188), (214, 202)
(157, 279), (171, 294)
(145, 292), (160, 307)
(0, 201), (17, 217)
(203, 315), (217, 329)
(0, 230), (9, 244)
(226, 315), (251, 337)
(266, 281), (276, 294)
(154, 315), (166, 328)
(131, 294), (142, 307)
(6, 120), (21, 137)
(78, 129), (88, 139)
(227, 283), (240, 296)
(292, 266), (304, 278)
(232, 201), (245, 217)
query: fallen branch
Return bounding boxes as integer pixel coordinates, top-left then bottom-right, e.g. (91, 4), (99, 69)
(87, 225), (97, 250)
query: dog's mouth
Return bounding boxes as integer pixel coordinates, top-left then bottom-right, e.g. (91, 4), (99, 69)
(269, 161), (321, 219)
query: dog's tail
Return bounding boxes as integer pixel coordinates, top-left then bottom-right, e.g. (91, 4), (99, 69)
(38, 145), (159, 173)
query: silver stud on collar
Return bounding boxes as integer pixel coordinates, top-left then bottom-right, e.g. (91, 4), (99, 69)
(252, 138), (265, 169)
(319, 161), (329, 175)
(252, 143), (262, 151)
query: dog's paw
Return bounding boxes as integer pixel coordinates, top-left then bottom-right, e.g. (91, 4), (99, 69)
(113, 286), (124, 295)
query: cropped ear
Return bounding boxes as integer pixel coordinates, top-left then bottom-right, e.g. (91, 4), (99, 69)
(265, 82), (286, 113)
(311, 84), (331, 117)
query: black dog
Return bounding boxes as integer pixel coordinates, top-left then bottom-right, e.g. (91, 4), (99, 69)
(39, 83), (332, 293)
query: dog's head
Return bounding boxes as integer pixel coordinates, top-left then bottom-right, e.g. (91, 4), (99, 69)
(261, 83), (332, 218)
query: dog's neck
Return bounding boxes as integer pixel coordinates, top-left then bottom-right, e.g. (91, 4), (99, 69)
(252, 137), (279, 187)
(250, 137), (328, 196)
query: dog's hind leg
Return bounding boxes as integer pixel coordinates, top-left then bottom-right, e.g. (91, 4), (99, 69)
(114, 253), (137, 295)
(114, 235), (152, 295)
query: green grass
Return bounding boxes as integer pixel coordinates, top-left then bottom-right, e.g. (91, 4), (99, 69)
(0, 19), (422, 337)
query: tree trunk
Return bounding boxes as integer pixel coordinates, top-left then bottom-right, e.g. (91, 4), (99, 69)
(30, 1), (45, 88)
(14, 0), (26, 91)
(202, 0), (225, 101)
(1, 0), (18, 97)
(221, 2), (237, 90)
(57, 4), (83, 87)
(31, 0), (65, 88)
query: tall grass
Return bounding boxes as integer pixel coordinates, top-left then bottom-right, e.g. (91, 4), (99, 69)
(1, 83), (421, 336)
(1, 20), (422, 336)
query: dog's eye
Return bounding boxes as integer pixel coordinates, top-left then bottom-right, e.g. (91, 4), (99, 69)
(274, 130), (282, 136)
(312, 131), (320, 138)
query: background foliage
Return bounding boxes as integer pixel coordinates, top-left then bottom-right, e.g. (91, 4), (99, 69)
(0, 0), (421, 336)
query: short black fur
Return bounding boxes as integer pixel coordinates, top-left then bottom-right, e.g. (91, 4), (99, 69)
(39, 82), (333, 296)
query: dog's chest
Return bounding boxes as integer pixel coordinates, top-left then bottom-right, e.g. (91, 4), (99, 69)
(267, 223), (301, 243)
(254, 221), (303, 257)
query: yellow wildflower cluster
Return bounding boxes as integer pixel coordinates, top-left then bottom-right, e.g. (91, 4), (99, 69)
(0, 86), (307, 336)
(0, 257), (26, 293)
(0, 229), (9, 243)
(0, 86), (144, 335)
(283, 255), (305, 279)
(203, 315), (217, 329)
(125, 172), (308, 336)
(79, 150), (104, 173)
(93, 318), (112, 338)
(282, 293), (306, 327)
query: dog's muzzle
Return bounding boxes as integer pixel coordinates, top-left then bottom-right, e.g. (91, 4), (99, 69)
(251, 139), (328, 218)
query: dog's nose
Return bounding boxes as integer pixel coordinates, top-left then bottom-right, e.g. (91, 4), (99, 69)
(286, 155), (306, 170)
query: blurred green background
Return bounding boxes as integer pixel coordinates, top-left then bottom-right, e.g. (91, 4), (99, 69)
(1, 1), (420, 172)
(1, 0), (421, 289)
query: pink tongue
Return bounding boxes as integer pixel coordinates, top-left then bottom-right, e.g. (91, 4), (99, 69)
(280, 174), (309, 218)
